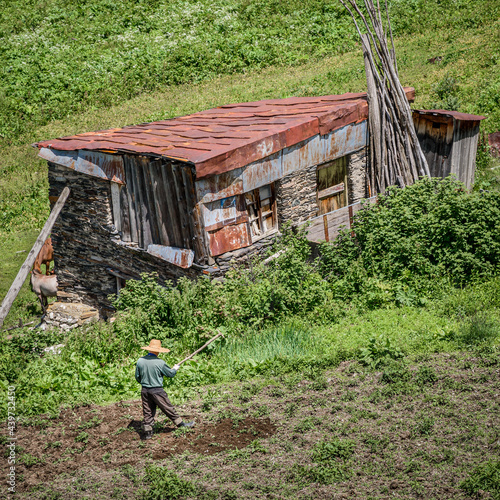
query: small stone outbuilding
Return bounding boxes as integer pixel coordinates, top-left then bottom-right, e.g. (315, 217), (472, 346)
(36, 88), (484, 315)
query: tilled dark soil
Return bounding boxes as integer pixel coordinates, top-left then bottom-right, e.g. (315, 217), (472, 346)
(1, 402), (275, 492)
(2, 351), (500, 499)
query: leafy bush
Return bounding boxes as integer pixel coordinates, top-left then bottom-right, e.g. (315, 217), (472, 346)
(460, 460), (500, 499)
(320, 177), (500, 296)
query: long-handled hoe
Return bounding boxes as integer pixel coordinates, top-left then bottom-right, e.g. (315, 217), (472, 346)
(176, 330), (225, 366)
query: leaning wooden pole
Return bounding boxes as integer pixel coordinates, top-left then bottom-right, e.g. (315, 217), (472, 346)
(0, 186), (71, 329)
(340, 0), (430, 193)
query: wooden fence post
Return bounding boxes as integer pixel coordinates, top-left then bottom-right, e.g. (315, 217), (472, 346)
(0, 186), (71, 329)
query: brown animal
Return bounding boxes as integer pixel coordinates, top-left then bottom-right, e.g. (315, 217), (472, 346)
(34, 238), (54, 275)
(30, 269), (58, 314)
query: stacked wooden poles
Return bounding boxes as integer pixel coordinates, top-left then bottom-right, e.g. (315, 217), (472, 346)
(340, 0), (430, 193)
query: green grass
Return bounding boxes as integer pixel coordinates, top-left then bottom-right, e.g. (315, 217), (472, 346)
(0, 229), (48, 328)
(0, 1), (499, 247)
(2, 0), (497, 142)
(213, 324), (322, 365)
(2, 276), (498, 419)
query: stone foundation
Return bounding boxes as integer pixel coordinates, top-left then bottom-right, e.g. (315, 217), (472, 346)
(42, 302), (99, 331)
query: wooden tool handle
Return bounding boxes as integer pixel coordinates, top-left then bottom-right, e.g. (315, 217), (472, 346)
(177, 331), (224, 366)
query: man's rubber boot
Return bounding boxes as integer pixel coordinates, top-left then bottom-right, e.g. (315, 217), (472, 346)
(142, 424), (154, 439)
(177, 421), (195, 428)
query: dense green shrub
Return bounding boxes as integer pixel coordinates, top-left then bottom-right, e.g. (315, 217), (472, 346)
(320, 177), (500, 301)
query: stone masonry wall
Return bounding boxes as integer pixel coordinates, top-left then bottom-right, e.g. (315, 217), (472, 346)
(48, 163), (200, 316)
(275, 148), (368, 226)
(348, 148), (368, 204)
(275, 163), (319, 227)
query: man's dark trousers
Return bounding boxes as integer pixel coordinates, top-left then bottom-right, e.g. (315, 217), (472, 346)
(141, 387), (183, 429)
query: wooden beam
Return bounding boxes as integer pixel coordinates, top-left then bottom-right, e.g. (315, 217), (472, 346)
(0, 186), (71, 329)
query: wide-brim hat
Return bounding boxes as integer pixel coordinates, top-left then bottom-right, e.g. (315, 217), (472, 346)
(141, 339), (170, 353)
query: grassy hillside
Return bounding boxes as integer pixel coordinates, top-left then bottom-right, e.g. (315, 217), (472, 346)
(1, 0), (498, 142)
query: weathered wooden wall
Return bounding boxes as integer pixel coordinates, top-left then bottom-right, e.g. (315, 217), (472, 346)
(48, 163), (201, 315)
(451, 120), (480, 189)
(305, 196), (377, 243)
(413, 113), (481, 189)
(116, 156), (208, 264)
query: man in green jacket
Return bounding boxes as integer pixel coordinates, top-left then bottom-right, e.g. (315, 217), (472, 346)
(136, 339), (194, 439)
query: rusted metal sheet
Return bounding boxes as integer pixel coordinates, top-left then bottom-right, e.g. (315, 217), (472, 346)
(208, 223), (252, 256)
(321, 121), (368, 162)
(38, 148), (125, 184)
(35, 88), (415, 180)
(147, 244), (194, 268)
(242, 151), (282, 193)
(282, 135), (323, 177)
(413, 109), (486, 122)
(202, 195), (248, 232)
(195, 167), (244, 204)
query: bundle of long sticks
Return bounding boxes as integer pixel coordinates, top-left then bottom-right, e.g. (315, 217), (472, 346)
(340, 0), (430, 193)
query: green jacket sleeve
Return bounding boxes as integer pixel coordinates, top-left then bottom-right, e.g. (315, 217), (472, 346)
(160, 362), (177, 378)
(135, 363), (142, 384)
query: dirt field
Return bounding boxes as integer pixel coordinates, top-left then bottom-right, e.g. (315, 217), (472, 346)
(2, 351), (499, 499)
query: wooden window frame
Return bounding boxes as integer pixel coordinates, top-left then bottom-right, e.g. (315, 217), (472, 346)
(245, 183), (278, 242)
(316, 156), (349, 215)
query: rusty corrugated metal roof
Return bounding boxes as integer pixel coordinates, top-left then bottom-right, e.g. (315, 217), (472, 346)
(36, 88), (415, 179)
(413, 109), (486, 122)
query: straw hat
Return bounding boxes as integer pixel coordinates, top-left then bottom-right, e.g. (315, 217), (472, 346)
(141, 339), (170, 353)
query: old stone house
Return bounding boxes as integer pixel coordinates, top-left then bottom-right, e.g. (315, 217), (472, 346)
(35, 88), (483, 315)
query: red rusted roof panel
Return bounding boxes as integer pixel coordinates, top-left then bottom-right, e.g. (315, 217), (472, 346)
(36, 88), (415, 178)
(413, 109), (486, 122)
